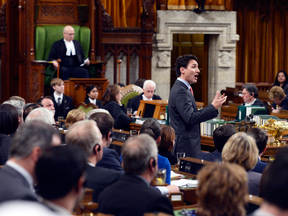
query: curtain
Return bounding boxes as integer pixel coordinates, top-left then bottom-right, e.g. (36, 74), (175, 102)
(167, 0), (229, 10)
(0, 0), (5, 7)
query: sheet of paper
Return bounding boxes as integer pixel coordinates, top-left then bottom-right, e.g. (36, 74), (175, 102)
(171, 179), (198, 187)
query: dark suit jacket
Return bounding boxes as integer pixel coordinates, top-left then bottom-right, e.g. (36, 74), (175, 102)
(0, 133), (11, 165)
(168, 80), (218, 157)
(272, 96), (288, 110)
(251, 159), (268, 174)
(96, 147), (124, 172)
(51, 94), (74, 120)
(158, 147), (177, 165)
(84, 98), (103, 108)
(196, 150), (222, 162)
(0, 165), (38, 203)
(86, 164), (123, 202)
(98, 174), (174, 216)
(103, 101), (135, 131)
(247, 171), (262, 196)
(48, 39), (86, 66)
(127, 93), (162, 113)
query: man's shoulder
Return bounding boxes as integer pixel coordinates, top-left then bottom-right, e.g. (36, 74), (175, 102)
(87, 165), (123, 179)
(52, 39), (64, 46)
(153, 94), (162, 100)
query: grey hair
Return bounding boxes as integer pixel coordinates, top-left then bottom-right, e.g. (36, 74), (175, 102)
(65, 120), (102, 157)
(3, 100), (25, 118)
(85, 108), (110, 120)
(122, 134), (158, 175)
(143, 80), (156, 90)
(10, 120), (60, 159)
(25, 107), (55, 125)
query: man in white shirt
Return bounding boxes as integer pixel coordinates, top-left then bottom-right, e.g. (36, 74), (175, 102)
(50, 78), (74, 120)
(0, 121), (61, 203)
(47, 25), (90, 80)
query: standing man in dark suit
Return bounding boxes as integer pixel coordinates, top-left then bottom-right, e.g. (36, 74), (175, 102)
(48, 25), (90, 80)
(169, 54), (227, 158)
(127, 80), (162, 114)
(66, 120), (123, 203)
(0, 121), (61, 203)
(98, 134), (174, 216)
(88, 112), (123, 172)
(50, 78), (74, 121)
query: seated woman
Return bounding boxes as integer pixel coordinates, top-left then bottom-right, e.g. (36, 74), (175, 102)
(103, 84), (136, 131)
(158, 126), (177, 165)
(84, 85), (103, 108)
(0, 104), (19, 165)
(65, 109), (85, 129)
(273, 70), (288, 95)
(222, 132), (261, 196)
(139, 119), (171, 184)
(269, 86), (288, 113)
(197, 163), (247, 216)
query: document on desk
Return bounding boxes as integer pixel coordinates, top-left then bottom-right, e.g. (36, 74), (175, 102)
(171, 179), (198, 187)
(80, 58), (89, 67)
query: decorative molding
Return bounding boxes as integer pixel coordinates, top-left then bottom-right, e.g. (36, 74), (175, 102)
(32, 71), (40, 101)
(218, 51), (232, 68)
(101, 4), (114, 28)
(41, 5), (75, 17)
(140, 0), (155, 27)
(0, 3), (6, 32)
(157, 51), (170, 68)
(156, 11), (239, 51)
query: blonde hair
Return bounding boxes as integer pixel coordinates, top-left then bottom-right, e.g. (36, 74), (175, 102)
(269, 86), (286, 100)
(50, 78), (63, 87)
(222, 132), (258, 171)
(65, 109), (85, 129)
(197, 163), (248, 216)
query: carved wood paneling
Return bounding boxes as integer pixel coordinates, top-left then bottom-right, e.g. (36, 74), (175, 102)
(0, 3), (6, 32)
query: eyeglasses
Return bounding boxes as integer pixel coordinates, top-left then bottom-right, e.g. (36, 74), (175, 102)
(65, 33), (75, 36)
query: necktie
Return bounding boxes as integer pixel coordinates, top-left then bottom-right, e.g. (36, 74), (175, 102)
(57, 97), (61, 106)
(190, 87), (194, 96)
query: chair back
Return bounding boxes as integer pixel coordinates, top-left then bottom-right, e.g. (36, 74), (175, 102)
(77, 102), (98, 114)
(121, 84), (143, 107)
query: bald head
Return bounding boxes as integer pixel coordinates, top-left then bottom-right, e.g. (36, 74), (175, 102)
(63, 25), (75, 42)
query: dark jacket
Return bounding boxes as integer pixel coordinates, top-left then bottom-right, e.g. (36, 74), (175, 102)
(84, 98), (103, 108)
(96, 147), (124, 172)
(158, 147), (177, 165)
(0, 133), (12, 165)
(98, 174), (174, 216)
(168, 80), (218, 158)
(196, 150), (222, 162)
(272, 96), (288, 110)
(51, 94), (74, 120)
(127, 93), (162, 113)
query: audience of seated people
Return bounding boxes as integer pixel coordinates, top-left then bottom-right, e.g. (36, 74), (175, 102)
(103, 84), (137, 131)
(0, 121), (61, 203)
(84, 85), (103, 108)
(0, 104), (19, 165)
(25, 107), (55, 125)
(64, 109), (85, 129)
(98, 134), (174, 216)
(66, 120), (123, 203)
(139, 118), (172, 184)
(252, 148), (288, 216)
(246, 128), (268, 173)
(127, 79), (162, 114)
(88, 112), (123, 172)
(23, 103), (43, 122)
(197, 163), (248, 216)
(158, 125), (177, 165)
(222, 132), (261, 196)
(197, 124), (236, 162)
(269, 86), (288, 113)
(50, 78), (74, 121)
(3, 99), (25, 128)
(273, 70), (288, 95)
(37, 96), (55, 117)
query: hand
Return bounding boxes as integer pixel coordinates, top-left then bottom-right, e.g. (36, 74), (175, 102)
(52, 60), (59, 70)
(211, 91), (227, 110)
(85, 59), (90, 65)
(166, 185), (180, 193)
(272, 108), (280, 113)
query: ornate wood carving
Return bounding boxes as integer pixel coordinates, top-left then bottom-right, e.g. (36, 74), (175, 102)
(0, 3), (6, 32)
(141, 0), (156, 27)
(101, 4), (113, 28)
(41, 5), (75, 17)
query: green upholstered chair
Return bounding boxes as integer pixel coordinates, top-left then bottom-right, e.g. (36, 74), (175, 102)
(35, 25), (91, 86)
(76, 102), (98, 114)
(121, 84), (143, 108)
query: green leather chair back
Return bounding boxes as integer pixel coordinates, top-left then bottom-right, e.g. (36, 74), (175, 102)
(35, 25), (91, 85)
(121, 91), (140, 108)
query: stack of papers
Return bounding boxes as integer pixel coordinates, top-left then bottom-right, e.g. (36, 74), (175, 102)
(171, 179), (198, 187)
(171, 171), (183, 179)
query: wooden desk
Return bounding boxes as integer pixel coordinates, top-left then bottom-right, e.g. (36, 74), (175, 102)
(137, 100), (168, 119)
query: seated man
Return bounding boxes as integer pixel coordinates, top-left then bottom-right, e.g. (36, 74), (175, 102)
(37, 96), (55, 117)
(0, 121), (61, 203)
(241, 84), (265, 106)
(252, 148), (288, 216)
(35, 145), (87, 215)
(25, 107), (55, 125)
(247, 128), (268, 173)
(127, 80), (162, 113)
(98, 134), (174, 216)
(269, 86), (288, 112)
(50, 78), (74, 120)
(88, 112), (123, 172)
(47, 25), (90, 80)
(197, 124), (236, 162)
(66, 120), (123, 202)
